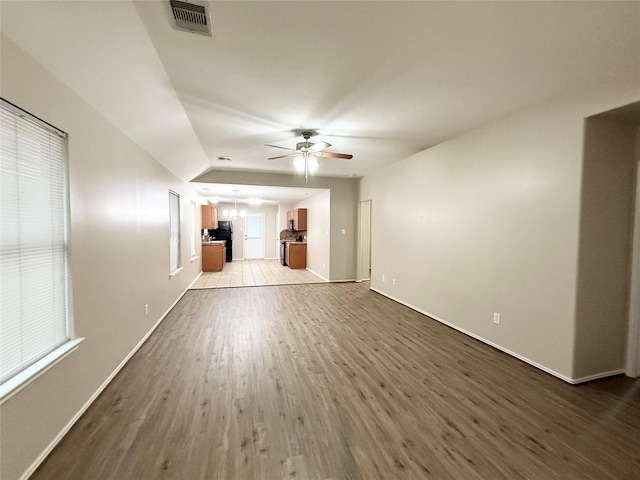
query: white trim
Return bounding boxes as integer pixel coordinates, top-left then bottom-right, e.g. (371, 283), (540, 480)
(0, 338), (84, 404)
(18, 279), (198, 480)
(369, 287), (619, 385)
(356, 200), (372, 282)
(570, 369), (626, 385)
(169, 266), (184, 279)
(305, 268), (329, 282)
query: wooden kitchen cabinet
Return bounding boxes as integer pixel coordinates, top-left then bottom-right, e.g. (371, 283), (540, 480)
(286, 243), (307, 269)
(202, 243), (226, 272)
(287, 208), (307, 230)
(201, 205), (218, 230)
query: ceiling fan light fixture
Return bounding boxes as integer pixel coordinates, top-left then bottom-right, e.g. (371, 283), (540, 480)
(307, 157), (319, 172)
(266, 130), (351, 180)
(293, 156), (306, 172)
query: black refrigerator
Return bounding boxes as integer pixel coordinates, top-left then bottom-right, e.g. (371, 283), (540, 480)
(211, 220), (233, 262)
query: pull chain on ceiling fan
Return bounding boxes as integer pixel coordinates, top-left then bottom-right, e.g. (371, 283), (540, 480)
(265, 131), (353, 181)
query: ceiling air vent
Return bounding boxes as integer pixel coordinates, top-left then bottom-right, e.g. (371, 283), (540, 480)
(170, 0), (212, 36)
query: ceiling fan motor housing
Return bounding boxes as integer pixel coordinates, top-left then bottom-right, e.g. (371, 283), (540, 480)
(296, 141), (313, 151)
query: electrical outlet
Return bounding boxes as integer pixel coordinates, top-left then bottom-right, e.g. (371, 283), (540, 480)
(493, 312), (501, 325)
(392, 278), (396, 285)
(144, 304), (149, 316)
(382, 274), (385, 282)
(341, 228), (346, 235)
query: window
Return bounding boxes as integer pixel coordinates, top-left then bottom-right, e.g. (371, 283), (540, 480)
(190, 200), (197, 261)
(1, 99), (81, 399)
(169, 190), (181, 276)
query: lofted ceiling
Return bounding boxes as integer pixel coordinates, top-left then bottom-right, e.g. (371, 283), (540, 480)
(2, 1), (639, 204)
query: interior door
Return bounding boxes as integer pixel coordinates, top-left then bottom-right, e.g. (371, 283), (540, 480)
(244, 213), (265, 259)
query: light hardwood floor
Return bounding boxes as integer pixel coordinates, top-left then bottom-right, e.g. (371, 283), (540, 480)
(32, 283), (640, 479)
(191, 259), (324, 289)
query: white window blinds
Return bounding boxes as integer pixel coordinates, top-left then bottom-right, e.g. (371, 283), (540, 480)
(190, 201), (197, 259)
(169, 190), (181, 274)
(0, 100), (72, 385)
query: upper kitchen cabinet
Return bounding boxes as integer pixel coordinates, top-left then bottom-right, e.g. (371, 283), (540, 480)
(287, 208), (307, 230)
(202, 205), (218, 230)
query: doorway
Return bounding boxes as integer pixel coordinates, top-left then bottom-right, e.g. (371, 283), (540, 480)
(583, 103), (640, 379)
(357, 200), (372, 282)
(244, 213), (265, 259)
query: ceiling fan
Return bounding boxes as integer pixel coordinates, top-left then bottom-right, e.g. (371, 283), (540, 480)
(265, 131), (353, 179)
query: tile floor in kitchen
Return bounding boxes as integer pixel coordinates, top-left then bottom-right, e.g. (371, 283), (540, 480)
(191, 258), (325, 289)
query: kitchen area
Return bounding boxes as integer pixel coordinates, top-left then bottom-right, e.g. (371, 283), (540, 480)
(200, 204), (230, 273)
(191, 183), (332, 283)
(194, 205), (322, 289)
(279, 208), (307, 270)
(200, 204), (310, 275)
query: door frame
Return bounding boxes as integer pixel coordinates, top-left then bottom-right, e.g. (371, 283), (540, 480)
(626, 160), (640, 377)
(356, 200), (372, 282)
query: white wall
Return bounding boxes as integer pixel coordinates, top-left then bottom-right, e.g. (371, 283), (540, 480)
(1, 37), (203, 480)
(574, 119), (638, 379)
(359, 86), (640, 382)
(296, 190), (331, 280)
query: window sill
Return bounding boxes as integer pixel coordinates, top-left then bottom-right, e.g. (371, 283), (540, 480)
(0, 337), (85, 404)
(169, 267), (184, 279)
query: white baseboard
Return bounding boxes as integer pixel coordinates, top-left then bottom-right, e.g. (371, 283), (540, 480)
(369, 287), (621, 385)
(305, 267), (329, 282)
(20, 278), (198, 480)
(569, 369), (626, 384)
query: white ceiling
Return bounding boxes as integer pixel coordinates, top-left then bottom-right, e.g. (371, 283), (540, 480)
(2, 1), (639, 203)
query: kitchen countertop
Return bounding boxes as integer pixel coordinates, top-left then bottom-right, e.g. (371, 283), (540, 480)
(202, 240), (226, 245)
(286, 241), (307, 245)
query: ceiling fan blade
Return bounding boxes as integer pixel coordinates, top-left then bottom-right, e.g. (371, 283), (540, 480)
(319, 151), (353, 159)
(309, 141), (331, 152)
(268, 153), (298, 160)
(265, 144), (295, 151)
